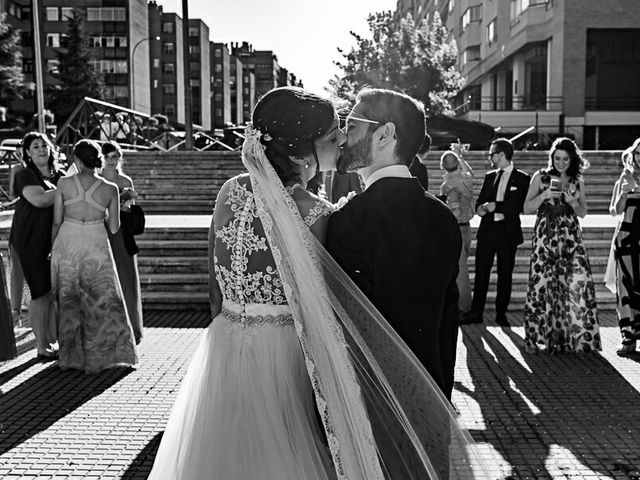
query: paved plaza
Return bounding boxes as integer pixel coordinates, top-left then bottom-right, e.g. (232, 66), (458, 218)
(0, 310), (639, 479)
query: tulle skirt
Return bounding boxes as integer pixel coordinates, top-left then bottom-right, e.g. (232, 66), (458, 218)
(149, 300), (335, 480)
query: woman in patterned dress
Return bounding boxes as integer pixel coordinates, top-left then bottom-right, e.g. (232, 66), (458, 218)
(522, 137), (601, 353)
(609, 138), (640, 356)
(51, 140), (137, 373)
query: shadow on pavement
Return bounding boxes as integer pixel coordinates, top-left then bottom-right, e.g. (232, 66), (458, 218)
(121, 431), (163, 479)
(458, 324), (640, 479)
(143, 310), (211, 329)
(0, 363), (132, 454)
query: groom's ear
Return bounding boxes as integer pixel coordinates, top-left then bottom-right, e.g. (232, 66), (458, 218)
(374, 122), (396, 150)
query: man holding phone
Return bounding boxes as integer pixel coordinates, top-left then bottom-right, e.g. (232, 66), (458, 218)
(461, 138), (530, 326)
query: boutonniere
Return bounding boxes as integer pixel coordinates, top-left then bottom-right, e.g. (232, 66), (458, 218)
(335, 191), (357, 210)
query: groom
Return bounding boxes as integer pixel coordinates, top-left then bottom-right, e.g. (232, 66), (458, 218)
(326, 88), (461, 400)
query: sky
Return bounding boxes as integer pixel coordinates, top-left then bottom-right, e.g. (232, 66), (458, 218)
(154, 0), (399, 94)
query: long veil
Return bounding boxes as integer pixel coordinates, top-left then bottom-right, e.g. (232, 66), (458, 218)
(242, 125), (491, 479)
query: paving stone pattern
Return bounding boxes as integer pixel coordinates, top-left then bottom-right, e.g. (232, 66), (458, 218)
(1, 310), (639, 479)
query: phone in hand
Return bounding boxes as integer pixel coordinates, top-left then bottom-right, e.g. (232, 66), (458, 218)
(550, 178), (561, 192)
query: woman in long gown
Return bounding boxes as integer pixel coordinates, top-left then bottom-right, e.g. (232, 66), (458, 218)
(101, 141), (144, 344)
(149, 87), (490, 480)
(609, 137), (640, 356)
(51, 140), (137, 373)
(9, 132), (64, 359)
(523, 137), (601, 353)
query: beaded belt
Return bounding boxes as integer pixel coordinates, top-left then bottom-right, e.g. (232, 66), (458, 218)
(221, 305), (294, 327)
(64, 217), (104, 225)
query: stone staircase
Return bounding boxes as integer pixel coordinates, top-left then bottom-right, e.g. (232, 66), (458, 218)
(0, 150), (625, 312)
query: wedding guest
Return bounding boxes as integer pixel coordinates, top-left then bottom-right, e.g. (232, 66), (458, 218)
(51, 139), (137, 373)
(461, 138), (530, 326)
(609, 138), (640, 356)
(9, 132), (64, 359)
(522, 137), (600, 353)
(409, 133), (431, 191)
(439, 142), (474, 315)
(0, 252), (17, 360)
(101, 141), (144, 344)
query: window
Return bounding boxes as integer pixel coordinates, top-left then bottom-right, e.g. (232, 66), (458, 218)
(215, 108), (222, 117)
(215, 49), (222, 58)
(22, 59), (34, 73)
(462, 46), (481, 64)
(461, 5), (482, 30)
(163, 84), (176, 94)
(20, 6), (31, 21)
(163, 42), (175, 54)
(46, 33), (60, 48)
(89, 60), (128, 73)
(46, 59), (59, 73)
(87, 7), (126, 22)
(102, 86), (115, 99)
(153, 58), (160, 68)
(486, 19), (496, 44)
(165, 104), (176, 115)
(163, 63), (175, 73)
(189, 27), (199, 37)
(190, 79), (200, 87)
(61, 7), (74, 20)
(214, 64), (222, 72)
(45, 7), (59, 21)
(163, 22), (174, 34)
(153, 79), (158, 88)
(189, 45), (200, 55)
(106, 36), (115, 47)
(215, 93), (222, 101)
(190, 62), (200, 72)
(115, 86), (129, 99)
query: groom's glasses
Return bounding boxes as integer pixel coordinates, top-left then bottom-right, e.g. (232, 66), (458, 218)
(345, 115), (381, 132)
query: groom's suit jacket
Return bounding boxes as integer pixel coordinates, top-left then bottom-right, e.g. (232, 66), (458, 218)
(326, 177), (461, 399)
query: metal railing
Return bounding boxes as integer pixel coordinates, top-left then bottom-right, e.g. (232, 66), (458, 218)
(55, 97), (238, 154)
(454, 95), (563, 115)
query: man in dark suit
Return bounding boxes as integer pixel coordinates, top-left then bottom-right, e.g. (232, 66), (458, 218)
(461, 138), (530, 327)
(408, 133), (431, 191)
(326, 88), (461, 400)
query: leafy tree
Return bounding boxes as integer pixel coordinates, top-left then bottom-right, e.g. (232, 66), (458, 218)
(0, 13), (25, 107)
(47, 8), (101, 124)
(330, 11), (463, 115)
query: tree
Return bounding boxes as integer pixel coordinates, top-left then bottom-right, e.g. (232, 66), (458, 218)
(47, 8), (101, 124)
(0, 13), (25, 107)
(329, 11), (463, 115)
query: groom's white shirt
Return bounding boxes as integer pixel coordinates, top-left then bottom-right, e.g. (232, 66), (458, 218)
(363, 165), (412, 190)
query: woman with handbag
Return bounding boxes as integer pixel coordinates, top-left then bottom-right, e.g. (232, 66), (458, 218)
(101, 141), (144, 344)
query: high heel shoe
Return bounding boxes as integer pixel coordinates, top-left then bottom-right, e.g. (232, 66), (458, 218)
(616, 341), (637, 356)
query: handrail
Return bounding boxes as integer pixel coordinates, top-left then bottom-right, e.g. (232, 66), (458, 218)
(509, 126), (535, 142)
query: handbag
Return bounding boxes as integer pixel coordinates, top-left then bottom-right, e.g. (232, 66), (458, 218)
(122, 204), (145, 236)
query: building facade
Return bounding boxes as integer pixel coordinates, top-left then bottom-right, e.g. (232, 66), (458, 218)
(210, 41), (231, 129)
(187, 18), (210, 129)
(395, 0), (640, 148)
(5, 0), (151, 119)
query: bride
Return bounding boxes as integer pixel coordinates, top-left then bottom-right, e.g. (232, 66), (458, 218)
(149, 87), (490, 479)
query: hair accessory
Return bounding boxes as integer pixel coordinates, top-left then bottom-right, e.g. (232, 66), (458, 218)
(262, 133), (273, 142)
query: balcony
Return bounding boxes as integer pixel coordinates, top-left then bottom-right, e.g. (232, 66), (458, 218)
(454, 95), (563, 115)
(585, 97), (640, 111)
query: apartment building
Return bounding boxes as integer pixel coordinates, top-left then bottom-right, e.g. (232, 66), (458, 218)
(5, 0), (151, 117)
(187, 18), (210, 129)
(396, 0), (640, 148)
(210, 41), (231, 129)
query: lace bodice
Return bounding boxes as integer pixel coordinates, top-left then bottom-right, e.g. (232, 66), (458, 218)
(213, 174), (334, 308)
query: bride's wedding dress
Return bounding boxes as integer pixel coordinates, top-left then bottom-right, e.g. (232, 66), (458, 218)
(149, 175), (337, 479)
(149, 126), (491, 479)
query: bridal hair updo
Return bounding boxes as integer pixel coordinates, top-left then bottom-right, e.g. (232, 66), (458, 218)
(73, 139), (103, 169)
(252, 86), (336, 183)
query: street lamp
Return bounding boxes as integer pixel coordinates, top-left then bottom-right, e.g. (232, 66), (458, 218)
(131, 36), (160, 111)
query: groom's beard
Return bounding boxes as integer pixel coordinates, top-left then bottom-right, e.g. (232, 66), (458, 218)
(337, 132), (373, 174)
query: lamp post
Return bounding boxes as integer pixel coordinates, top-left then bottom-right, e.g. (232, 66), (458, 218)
(131, 36), (160, 111)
